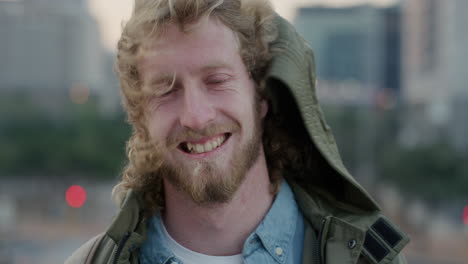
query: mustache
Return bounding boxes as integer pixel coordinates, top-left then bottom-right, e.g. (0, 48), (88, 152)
(166, 122), (240, 147)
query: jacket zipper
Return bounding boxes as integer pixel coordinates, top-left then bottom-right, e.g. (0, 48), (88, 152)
(316, 218), (327, 264)
(111, 232), (132, 264)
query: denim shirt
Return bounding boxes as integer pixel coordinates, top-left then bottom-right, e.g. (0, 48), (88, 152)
(140, 181), (304, 264)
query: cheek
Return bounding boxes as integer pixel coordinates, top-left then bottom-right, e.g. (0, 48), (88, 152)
(145, 119), (159, 144)
(145, 112), (170, 145)
(211, 86), (256, 113)
(214, 95), (250, 120)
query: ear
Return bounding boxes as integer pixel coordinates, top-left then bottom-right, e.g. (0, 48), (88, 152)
(260, 99), (268, 118)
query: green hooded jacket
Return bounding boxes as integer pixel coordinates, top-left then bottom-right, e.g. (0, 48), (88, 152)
(65, 14), (409, 264)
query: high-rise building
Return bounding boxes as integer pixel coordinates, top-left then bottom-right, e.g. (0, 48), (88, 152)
(0, 0), (111, 113)
(400, 0), (468, 150)
(294, 4), (401, 105)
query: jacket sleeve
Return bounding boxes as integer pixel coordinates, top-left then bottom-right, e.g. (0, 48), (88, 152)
(65, 233), (105, 264)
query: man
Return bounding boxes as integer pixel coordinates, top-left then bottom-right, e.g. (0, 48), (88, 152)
(67, 0), (409, 263)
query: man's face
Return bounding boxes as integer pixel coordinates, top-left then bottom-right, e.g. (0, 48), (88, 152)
(138, 16), (267, 205)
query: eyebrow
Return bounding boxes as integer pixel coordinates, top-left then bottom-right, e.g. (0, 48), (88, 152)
(199, 62), (234, 73)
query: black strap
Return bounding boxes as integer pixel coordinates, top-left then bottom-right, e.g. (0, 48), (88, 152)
(362, 217), (405, 264)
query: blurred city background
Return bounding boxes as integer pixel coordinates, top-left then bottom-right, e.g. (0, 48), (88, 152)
(0, 0), (467, 263)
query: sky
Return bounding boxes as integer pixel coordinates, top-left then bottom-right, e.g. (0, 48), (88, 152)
(87, 0), (398, 51)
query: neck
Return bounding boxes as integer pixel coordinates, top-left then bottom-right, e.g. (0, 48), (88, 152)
(162, 150), (273, 256)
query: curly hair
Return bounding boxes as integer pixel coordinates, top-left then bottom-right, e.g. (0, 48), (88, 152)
(113, 0), (301, 213)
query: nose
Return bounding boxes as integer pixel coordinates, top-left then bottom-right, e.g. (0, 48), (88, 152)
(179, 83), (216, 130)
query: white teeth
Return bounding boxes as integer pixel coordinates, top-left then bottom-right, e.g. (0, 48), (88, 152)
(211, 140), (218, 149)
(196, 144), (204, 153)
(184, 135), (227, 154)
(204, 142), (213, 152)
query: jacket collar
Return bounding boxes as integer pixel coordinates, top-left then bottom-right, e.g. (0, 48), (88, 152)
(289, 181), (409, 264)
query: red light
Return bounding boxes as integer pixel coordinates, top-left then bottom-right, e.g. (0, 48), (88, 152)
(66, 185), (86, 208)
(463, 206), (468, 225)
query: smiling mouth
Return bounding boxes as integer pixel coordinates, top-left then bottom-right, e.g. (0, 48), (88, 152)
(179, 133), (230, 154)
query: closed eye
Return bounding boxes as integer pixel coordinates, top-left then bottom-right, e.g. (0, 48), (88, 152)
(208, 79), (227, 84)
(157, 86), (180, 98)
(150, 73), (178, 97)
(205, 73), (231, 85)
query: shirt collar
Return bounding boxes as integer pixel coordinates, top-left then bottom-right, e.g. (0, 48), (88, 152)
(140, 180), (300, 264)
(244, 180), (300, 264)
(140, 213), (176, 264)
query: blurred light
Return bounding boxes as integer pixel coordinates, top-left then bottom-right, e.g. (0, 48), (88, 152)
(66, 185), (86, 208)
(463, 206), (468, 225)
(69, 83), (90, 104)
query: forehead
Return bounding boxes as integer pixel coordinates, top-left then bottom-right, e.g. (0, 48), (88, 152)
(138, 16), (241, 76)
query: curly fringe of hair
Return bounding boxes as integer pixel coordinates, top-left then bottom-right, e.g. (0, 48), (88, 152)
(113, 0), (304, 213)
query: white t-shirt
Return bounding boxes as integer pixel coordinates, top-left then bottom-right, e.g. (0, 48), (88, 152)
(160, 220), (244, 264)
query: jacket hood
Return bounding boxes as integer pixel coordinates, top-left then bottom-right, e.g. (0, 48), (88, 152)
(265, 14), (379, 212)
